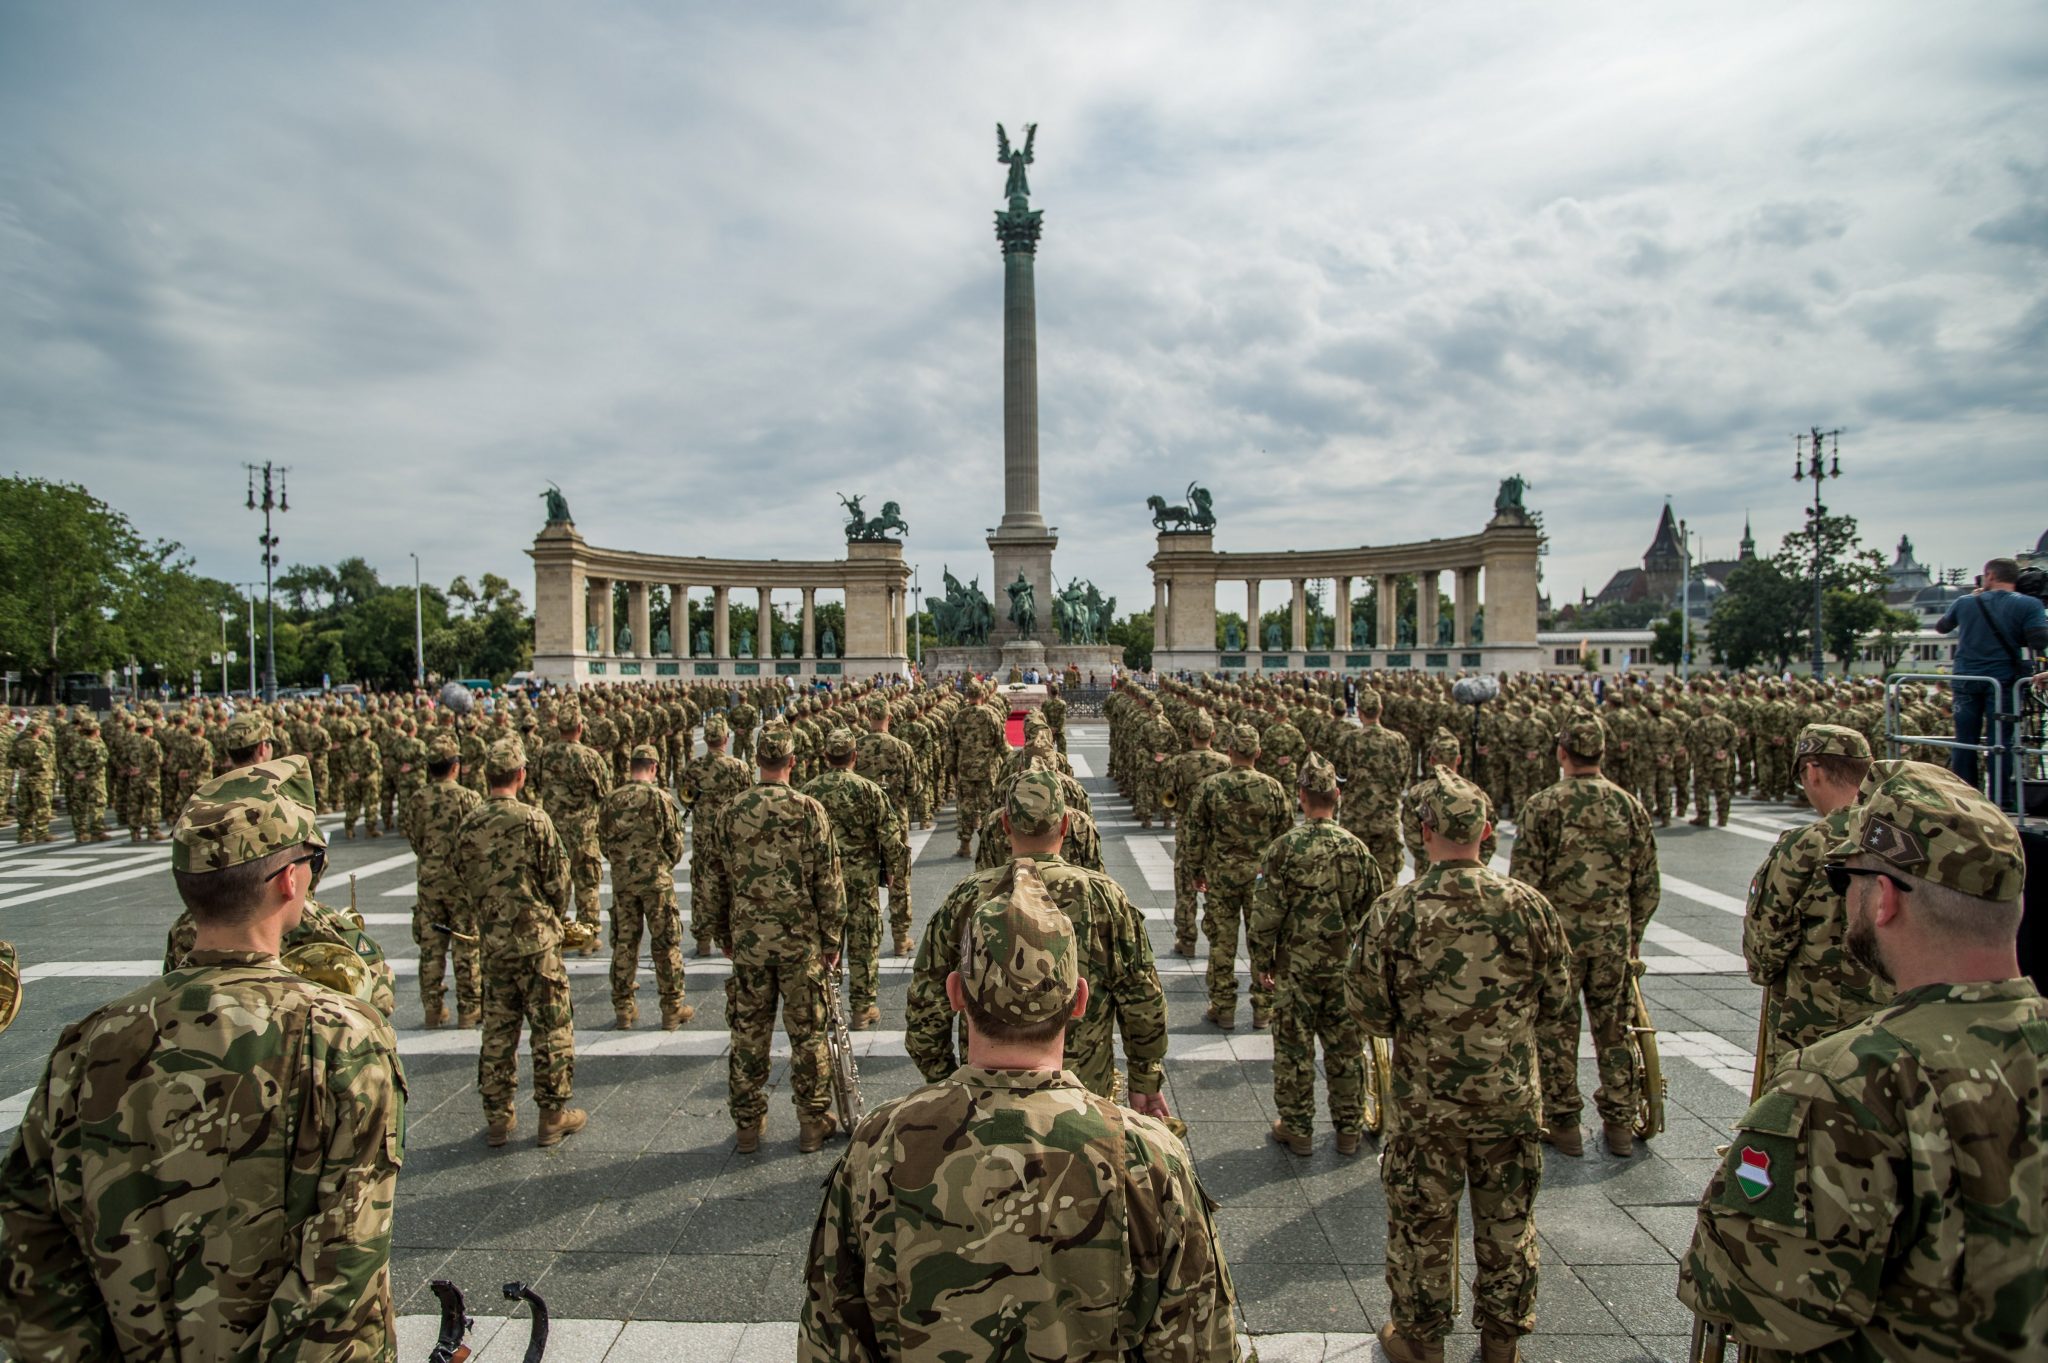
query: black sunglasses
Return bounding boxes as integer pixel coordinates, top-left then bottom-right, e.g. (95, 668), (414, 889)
(267, 847), (327, 884)
(1825, 864), (1907, 896)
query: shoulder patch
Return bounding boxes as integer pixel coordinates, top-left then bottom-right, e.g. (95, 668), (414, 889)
(1716, 1090), (1808, 1228)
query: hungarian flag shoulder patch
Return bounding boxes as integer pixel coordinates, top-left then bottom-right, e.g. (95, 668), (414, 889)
(1735, 1146), (1773, 1199)
(1717, 1129), (1802, 1228)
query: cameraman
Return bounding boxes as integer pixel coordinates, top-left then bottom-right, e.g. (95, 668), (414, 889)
(1934, 557), (2048, 805)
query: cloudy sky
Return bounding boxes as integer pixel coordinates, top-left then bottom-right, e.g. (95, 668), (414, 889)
(3, 2), (2043, 621)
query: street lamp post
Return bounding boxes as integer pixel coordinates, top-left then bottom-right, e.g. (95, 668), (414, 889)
(243, 463), (289, 701)
(410, 552), (426, 689)
(1792, 426), (1843, 679)
(219, 609), (232, 698)
(1678, 515), (1691, 681)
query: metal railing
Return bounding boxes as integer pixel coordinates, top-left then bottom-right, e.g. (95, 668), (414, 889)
(1885, 672), (2048, 820)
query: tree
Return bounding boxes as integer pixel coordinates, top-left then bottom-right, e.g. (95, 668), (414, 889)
(1823, 591), (1917, 676)
(1108, 609), (1154, 671)
(1650, 611), (1686, 667)
(1709, 559), (1804, 670)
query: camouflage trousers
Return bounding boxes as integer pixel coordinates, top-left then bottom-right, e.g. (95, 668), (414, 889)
(610, 887), (685, 1011)
(1736, 739), (1756, 793)
(1172, 860), (1201, 953)
(1273, 968), (1364, 1138)
(1382, 1129), (1542, 1341)
(414, 892), (481, 1018)
(307, 752), (329, 810)
(128, 778), (162, 837)
(1538, 943), (1637, 1129)
(1132, 761), (1162, 824)
(341, 775), (380, 833)
(954, 777), (994, 855)
(69, 783), (105, 841)
(1759, 742), (1792, 800)
(379, 772), (398, 829)
(563, 825), (603, 928)
(478, 949), (575, 1121)
(726, 945), (830, 1126)
(842, 880), (882, 1013)
(689, 846), (721, 951)
(1203, 879), (1272, 1019)
(733, 730), (756, 765)
(1691, 764), (1733, 823)
(887, 823), (913, 941)
(14, 781), (50, 839)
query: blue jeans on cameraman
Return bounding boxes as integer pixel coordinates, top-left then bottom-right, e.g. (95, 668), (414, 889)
(1951, 679), (2010, 807)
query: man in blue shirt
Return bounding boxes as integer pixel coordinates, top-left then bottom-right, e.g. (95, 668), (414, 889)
(1934, 557), (2048, 806)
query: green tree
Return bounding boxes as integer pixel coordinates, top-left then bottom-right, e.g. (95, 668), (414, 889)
(0, 477), (139, 698)
(1109, 609), (1154, 671)
(1650, 611), (1686, 667)
(1709, 558), (1804, 670)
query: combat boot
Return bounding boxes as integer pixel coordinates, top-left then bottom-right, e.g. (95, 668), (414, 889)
(1542, 1122), (1584, 1157)
(1603, 1122), (1637, 1157)
(536, 1107), (588, 1148)
(1251, 1005), (1271, 1030)
(615, 1003), (638, 1030)
(1173, 939), (1196, 958)
(1376, 1321), (1444, 1363)
(1268, 1120), (1310, 1157)
(486, 1113), (516, 1148)
(893, 934), (914, 956)
(1335, 1130), (1363, 1156)
(365, 826), (380, 840)
(693, 940), (714, 958)
(457, 1006), (480, 1028)
(1480, 1330), (1522, 1363)
(1689, 815), (1708, 827)
(735, 1117), (765, 1153)
(798, 1112), (839, 1153)
(342, 826), (354, 841)
(661, 1002), (695, 1030)
(1203, 1005), (1234, 1032)
(148, 828), (165, 842)
(849, 1003), (879, 1031)
(422, 1001), (448, 1029)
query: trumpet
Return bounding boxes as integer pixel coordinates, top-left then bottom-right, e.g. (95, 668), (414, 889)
(282, 942), (377, 1004)
(1159, 786), (1178, 811)
(0, 940), (21, 1037)
(824, 968), (865, 1131)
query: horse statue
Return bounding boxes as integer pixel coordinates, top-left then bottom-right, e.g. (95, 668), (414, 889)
(1187, 482), (1216, 531)
(863, 501), (909, 539)
(1005, 572), (1036, 638)
(1146, 494), (1194, 532)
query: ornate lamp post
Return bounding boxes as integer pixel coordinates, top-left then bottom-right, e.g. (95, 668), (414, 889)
(1792, 426), (1843, 679)
(243, 463), (288, 701)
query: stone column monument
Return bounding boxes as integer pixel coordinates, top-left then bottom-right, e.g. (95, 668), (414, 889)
(987, 122), (1057, 660)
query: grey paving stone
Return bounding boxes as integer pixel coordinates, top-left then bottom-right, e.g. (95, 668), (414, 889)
(636, 1253), (786, 1321)
(1235, 1262), (1371, 1335)
(526, 1250), (665, 1320)
(604, 1320), (746, 1363)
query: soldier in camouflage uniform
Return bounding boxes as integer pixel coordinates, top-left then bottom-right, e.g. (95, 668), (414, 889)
(1250, 752), (1385, 1157)
(803, 728), (906, 1030)
(0, 754), (405, 1362)
(1509, 710), (1660, 1158)
(1681, 759), (2046, 1361)
(402, 733), (484, 1028)
(854, 697), (919, 954)
(538, 704), (612, 946)
(700, 725), (846, 1153)
(336, 717), (382, 840)
(1337, 686), (1412, 889)
(1742, 724), (1892, 1080)
(61, 715), (109, 843)
(908, 773), (1170, 1109)
(457, 737), (588, 1148)
(1402, 728), (1497, 872)
(125, 714), (165, 842)
(9, 715), (53, 843)
(1684, 695), (1737, 827)
(801, 863), (1239, 1362)
(1041, 679), (1067, 754)
(729, 692), (759, 765)
(599, 744), (693, 1031)
(684, 712), (753, 956)
(1182, 724), (1294, 1030)
(1355, 767), (1572, 1363)
(1162, 710), (1233, 956)
(949, 683), (1005, 857)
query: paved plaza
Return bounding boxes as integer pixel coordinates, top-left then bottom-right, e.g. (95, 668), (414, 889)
(0, 718), (1801, 1362)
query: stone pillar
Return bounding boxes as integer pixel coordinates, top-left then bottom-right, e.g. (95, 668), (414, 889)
(1335, 576), (1353, 653)
(801, 586), (816, 659)
(1454, 567), (1479, 647)
(586, 577), (612, 655)
(1378, 573), (1400, 648)
(1246, 579), (1260, 648)
(628, 581), (651, 658)
(669, 585), (688, 658)
(713, 586), (731, 659)
(757, 586), (774, 658)
(1417, 570), (1440, 650)
(1154, 578), (1168, 631)
(1291, 579), (1308, 651)
(998, 219), (1044, 533)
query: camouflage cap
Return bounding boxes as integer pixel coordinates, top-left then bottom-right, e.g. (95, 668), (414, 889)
(863, 696), (888, 719)
(1005, 769), (1067, 836)
(1558, 709), (1606, 760)
(1419, 766), (1491, 844)
(485, 737), (526, 779)
(1355, 686), (1383, 716)
(172, 754), (325, 873)
(755, 724), (795, 764)
(1795, 723), (1871, 762)
(1189, 709), (1217, 740)
(427, 734), (462, 763)
(630, 743), (661, 764)
(1427, 726), (1462, 766)
(958, 859), (1079, 1028)
(1826, 759), (2025, 903)
(824, 728), (859, 759)
(702, 712), (730, 741)
(1228, 723), (1262, 756)
(1297, 751), (1341, 797)
(555, 704), (582, 733)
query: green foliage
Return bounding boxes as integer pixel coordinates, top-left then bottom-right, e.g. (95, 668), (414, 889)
(1709, 558), (1804, 670)
(1108, 609), (1154, 671)
(1572, 599), (1665, 630)
(1650, 611), (1687, 667)
(1709, 510), (1896, 672)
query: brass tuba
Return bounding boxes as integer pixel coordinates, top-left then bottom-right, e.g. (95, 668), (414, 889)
(560, 919), (601, 954)
(282, 942), (377, 1004)
(824, 968), (864, 1131)
(1159, 784), (1178, 811)
(0, 941), (21, 1037)
(1626, 957), (1667, 1138)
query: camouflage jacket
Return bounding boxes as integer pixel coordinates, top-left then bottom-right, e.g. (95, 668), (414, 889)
(907, 854), (1168, 1097)
(164, 901), (399, 1020)
(799, 770), (906, 893)
(538, 739), (611, 833)
(1254, 719), (1305, 785)
(401, 778), (484, 902)
(1508, 773), (1659, 951)
(1181, 766), (1293, 892)
(0, 950), (404, 1363)
(1686, 713), (1738, 769)
(703, 783), (846, 960)
(598, 780), (686, 893)
(949, 703), (1005, 786)
(456, 793), (573, 961)
(975, 802), (1105, 873)
(1249, 817), (1385, 980)
(1680, 980), (2048, 1361)
(683, 751), (752, 835)
(1336, 724), (1411, 832)
(1400, 774), (1498, 871)
(338, 734), (379, 783)
(1163, 748), (1232, 816)
(61, 736), (107, 798)
(1742, 806), (1894, 1060)
(1352, 860), (1573, 1138)
(852, 730), (917, 812)
(800, 1066), (1238, 1363)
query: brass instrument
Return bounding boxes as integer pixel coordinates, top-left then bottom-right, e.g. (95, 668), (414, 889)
(1159, 785), (1178, 811)
(282, 942), (377, 1004)
(338, 874), (366, 931)
(0, 941), (21, 1037)
(824, 967), (865, 1131)
(1626, 957), (1667, 1139)
(560, 919), (601, 954)
(1687, 1317), (1761, 1362)
(1361, 1034), (1391, 1135)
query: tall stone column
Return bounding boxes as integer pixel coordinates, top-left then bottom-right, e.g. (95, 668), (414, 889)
(801, 586), (816, 659)
(1291, 579), (1308, 651)
(1378, 573), (1400, 649)
(1335, 576), (1353, 652)
(757, 586), (774, 658)
(987, 158), (1057, 642)
(1154, 579), (1168, 631)
(586, 577), (612, 655)
(713, 586), (731, 659)
(1246, 579), (1260, 648)
(628, 581), (651, 659)
(1417, 570), (1441, 650)
(1454, 568), (1478, 647)
(670, 584), (688, 658)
